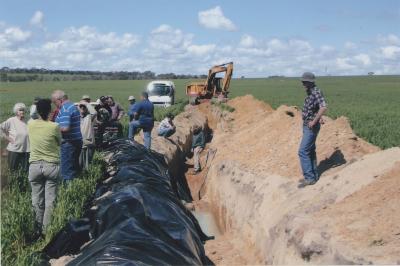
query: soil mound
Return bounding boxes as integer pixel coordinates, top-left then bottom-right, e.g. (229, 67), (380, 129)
(199, 95), (400, 264)
(211, 95), (379, 179)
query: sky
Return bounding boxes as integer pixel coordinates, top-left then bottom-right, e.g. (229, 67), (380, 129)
(0, 0), (399, 77)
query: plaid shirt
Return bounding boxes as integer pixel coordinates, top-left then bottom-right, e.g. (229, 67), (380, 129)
(302, 86), (327, 123)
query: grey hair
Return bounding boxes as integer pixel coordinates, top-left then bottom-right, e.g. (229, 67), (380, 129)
(13, 103), (26, 114)
(52, 90), (68, 100)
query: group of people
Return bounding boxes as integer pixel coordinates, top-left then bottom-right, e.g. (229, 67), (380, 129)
(0, 71), (325, 234)
(0, 89), (193, 234)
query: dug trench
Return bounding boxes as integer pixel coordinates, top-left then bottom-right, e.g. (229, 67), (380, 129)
(148, 95), (400, 265)
(50, 95), (400, 265)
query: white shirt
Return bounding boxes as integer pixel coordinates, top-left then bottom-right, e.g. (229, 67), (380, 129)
(0, 116), (30, 152)
(158, 118), (173, 130)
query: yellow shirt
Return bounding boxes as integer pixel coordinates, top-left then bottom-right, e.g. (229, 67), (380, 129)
(28, 119), (61, 163)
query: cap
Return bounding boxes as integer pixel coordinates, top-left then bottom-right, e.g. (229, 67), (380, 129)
(81, 95), (90, 100)
(99, 96), (108, 103)
(301, 72), (316, 82)
(128, 96), (135, 101)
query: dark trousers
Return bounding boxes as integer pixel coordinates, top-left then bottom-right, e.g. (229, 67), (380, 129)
(60, 140), (82, 181)
(8, 151), (29, 171)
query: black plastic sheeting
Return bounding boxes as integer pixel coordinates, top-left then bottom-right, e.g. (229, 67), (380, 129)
(44, 139), (212, 265)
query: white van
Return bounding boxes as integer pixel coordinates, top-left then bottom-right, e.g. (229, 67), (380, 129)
(146, 80), (175, 107)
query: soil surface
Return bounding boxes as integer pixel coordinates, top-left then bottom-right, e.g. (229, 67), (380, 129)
(188, 95), (400, 265)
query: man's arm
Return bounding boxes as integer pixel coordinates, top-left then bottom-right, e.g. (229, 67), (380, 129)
(308, 106), (327, 128)
(308, 90), (327, 128)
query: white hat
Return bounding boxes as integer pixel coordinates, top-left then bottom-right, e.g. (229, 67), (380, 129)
(81, 95), (90, 100)
(128, 96), (135, 101)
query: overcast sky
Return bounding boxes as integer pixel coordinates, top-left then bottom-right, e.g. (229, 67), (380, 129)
(1, 0), (399, 77)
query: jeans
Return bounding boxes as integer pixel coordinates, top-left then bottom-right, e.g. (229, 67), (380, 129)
(128, 120), (140, 139)
(60, 140), (82, 181)
(158, 127), (176, 138)
(28, 161), (60, 231)
(129, 120), (153, 149)
(298, 124), (320, 181)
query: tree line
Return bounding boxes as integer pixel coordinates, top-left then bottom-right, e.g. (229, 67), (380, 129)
(0, 67), (208, 82)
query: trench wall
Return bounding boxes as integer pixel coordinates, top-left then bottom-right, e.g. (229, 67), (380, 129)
(201, 101), (400, 264)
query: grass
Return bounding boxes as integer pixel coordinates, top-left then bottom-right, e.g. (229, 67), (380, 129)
(1, 76), (399, 148)
(0, 75), (399, 264)
(1, 155), (104, 266)
(211, 99), (236, 113)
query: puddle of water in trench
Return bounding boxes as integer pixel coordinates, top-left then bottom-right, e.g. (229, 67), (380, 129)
(192, 210), (221, 237)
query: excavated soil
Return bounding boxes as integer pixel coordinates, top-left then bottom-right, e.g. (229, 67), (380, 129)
(50, 95), (400, 265)
(191, 95), (400, 265)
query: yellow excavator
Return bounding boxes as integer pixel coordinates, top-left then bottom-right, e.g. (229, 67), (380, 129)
(186, 62), (233, 105)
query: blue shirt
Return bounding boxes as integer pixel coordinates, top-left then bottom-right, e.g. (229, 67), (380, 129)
(128, 103), (136, 121)
(56, 101), (82, 141)
(133, 99), (154, 128)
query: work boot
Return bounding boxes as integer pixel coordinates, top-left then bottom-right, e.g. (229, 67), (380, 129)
(297, 179), (317, 188)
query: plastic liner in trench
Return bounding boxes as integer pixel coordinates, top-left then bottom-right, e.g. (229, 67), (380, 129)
(44, 139), (211, 265)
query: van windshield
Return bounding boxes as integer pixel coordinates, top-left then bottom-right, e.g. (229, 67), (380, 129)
(148, 84), (172, 96)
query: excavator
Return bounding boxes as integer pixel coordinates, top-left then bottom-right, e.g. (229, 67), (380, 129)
(186, 62), (233, 105)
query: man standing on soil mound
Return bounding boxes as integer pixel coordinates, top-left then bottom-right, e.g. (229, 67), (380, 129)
(128, 92), (154, 149)
(298, 72), (327, 188)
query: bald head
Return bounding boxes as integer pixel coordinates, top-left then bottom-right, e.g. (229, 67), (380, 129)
(51, 90), (68, 108)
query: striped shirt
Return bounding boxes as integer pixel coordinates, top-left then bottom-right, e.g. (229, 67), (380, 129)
(56, 101), (82, 141)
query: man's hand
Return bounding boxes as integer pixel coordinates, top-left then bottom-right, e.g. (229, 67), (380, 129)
(307, 120), (316, 129)
(319, 117), (325, 125)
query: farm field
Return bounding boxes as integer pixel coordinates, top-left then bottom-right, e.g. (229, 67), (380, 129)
(1, 75), (399, 148)
(1, 75), (399, 265)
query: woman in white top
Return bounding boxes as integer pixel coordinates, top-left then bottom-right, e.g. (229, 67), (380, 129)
(0, 103), (30, 171)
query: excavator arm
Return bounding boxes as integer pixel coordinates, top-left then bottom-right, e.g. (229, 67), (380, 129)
(186, 62), (233, 104)
(205, 62), (233, 96)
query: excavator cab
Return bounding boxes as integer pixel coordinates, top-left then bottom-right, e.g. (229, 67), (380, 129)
(186, 62), (233, 105)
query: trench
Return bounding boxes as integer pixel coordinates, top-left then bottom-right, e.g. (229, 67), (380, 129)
(177, 104), (251, 265)
(46, 104), (249, 265)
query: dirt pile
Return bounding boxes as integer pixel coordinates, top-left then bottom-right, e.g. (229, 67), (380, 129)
(200, 95), (400, 264)
(211, 95), (379, 179)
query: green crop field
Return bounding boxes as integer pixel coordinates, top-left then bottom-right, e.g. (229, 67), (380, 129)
(1, 75), (399, 265)
(1, 75), (399, 148)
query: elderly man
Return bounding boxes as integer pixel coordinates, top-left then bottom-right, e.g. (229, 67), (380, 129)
(298, 72), (328, 188)
(52, 90), (82, 183)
